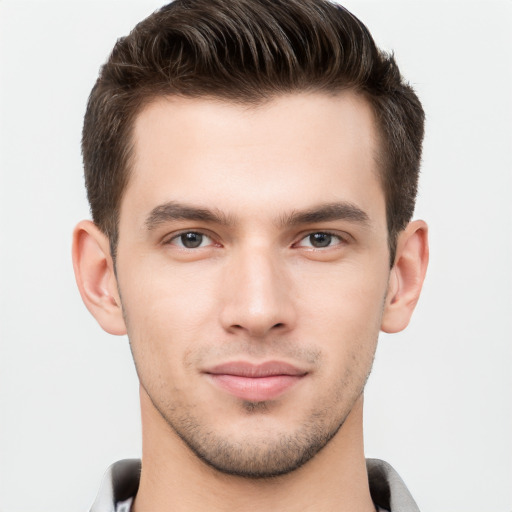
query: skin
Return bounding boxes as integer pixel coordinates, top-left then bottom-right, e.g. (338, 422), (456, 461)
(73, 92), (428, 511)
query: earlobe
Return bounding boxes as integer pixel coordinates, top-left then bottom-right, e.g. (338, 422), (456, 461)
(381, 220), (429, 333)
(72, 220), (127, 335)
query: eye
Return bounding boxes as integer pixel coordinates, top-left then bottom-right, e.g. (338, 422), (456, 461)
(295, 232), (345, 249)
(168, 231), (214, 249)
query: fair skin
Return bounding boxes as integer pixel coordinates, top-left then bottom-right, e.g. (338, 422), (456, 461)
(73, 92), (428, 512)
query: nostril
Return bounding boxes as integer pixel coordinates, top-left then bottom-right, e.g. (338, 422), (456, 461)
(273, 323), (284, 329)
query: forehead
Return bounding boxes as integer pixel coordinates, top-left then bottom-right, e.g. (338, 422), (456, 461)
(122, 92), (385, 228)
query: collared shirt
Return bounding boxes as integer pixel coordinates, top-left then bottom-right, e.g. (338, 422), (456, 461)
(90, 458), (420, 512)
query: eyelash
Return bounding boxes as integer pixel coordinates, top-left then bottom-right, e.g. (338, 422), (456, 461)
(293, 231), (348, 250)
(164, 230), (217, 249)
(164, 230), (348, 250)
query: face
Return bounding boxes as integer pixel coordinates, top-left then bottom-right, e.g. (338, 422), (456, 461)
(115, 92), (391, 477)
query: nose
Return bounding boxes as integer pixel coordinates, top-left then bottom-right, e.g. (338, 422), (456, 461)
(219, 245), (297, 338)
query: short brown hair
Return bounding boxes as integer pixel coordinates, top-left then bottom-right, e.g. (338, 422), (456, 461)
(82, 0), (424, 264)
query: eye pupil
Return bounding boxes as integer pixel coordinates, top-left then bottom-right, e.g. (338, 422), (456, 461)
(181, 232), (203, 248)
(310, 233), (331, 248)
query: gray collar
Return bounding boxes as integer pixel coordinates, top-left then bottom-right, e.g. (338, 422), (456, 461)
(91, 458), (420, 512)
(366, 458), (420, 512)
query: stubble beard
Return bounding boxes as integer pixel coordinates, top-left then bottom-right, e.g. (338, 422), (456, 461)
(123, 296), (381, 480)
(141, 359), (373, 479)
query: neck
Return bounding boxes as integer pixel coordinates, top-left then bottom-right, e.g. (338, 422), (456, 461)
(133, 390), (374, 512)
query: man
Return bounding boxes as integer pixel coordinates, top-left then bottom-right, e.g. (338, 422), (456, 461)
(72, 0), (428, 510)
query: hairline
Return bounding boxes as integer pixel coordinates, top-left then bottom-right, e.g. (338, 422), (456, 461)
(107, 88), (397, 266)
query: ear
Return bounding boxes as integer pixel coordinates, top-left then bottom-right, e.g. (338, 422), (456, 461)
(72, 220), (127, 335)
(381, 220), (429, 333)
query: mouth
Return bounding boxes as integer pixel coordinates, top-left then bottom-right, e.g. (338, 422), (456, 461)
(203, 361), (308, 402)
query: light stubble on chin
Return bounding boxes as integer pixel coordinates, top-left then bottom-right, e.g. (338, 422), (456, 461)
(128, 317), (380, 479)
(142, 343), (375, 479)
(147, 386), (354, 479)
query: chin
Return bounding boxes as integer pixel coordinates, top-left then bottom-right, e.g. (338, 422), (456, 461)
(161, 399), (347, 479)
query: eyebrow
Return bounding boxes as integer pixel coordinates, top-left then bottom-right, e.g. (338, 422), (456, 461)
(145, 201), (370, 231)
(145, 201), (234, 230)
(279, 202), (370, 227)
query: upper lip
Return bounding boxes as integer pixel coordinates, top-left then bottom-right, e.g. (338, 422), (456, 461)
(204, 361), (307, 378)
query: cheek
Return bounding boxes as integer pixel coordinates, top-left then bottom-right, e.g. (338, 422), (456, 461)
(295, 260), (388, 368)
(120, 256), (221, 323)
(297, 258), (389, 326)
(117, 260), (222, 373)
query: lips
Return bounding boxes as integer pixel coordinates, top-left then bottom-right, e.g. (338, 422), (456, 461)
(204, 361), (307, 402)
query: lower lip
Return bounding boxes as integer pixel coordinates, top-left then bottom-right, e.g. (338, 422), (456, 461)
(207, 374), (304, 402)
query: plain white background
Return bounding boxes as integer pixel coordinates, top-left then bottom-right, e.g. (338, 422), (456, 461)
(0, 1), (510, 511)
